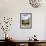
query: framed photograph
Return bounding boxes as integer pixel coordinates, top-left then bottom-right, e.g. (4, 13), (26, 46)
(20, 13), (32, 29)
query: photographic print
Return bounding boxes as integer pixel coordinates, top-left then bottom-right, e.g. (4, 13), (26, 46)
(20, 13), (32, 29)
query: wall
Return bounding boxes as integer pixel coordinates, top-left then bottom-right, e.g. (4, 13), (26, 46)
(0, 0), (46, 40)
(44, 15), (46, 40)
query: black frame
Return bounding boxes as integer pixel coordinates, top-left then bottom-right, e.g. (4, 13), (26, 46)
(20, 13), (32, 29)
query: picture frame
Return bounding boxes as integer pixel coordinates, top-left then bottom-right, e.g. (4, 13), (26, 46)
(20, 13), (32, 29)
